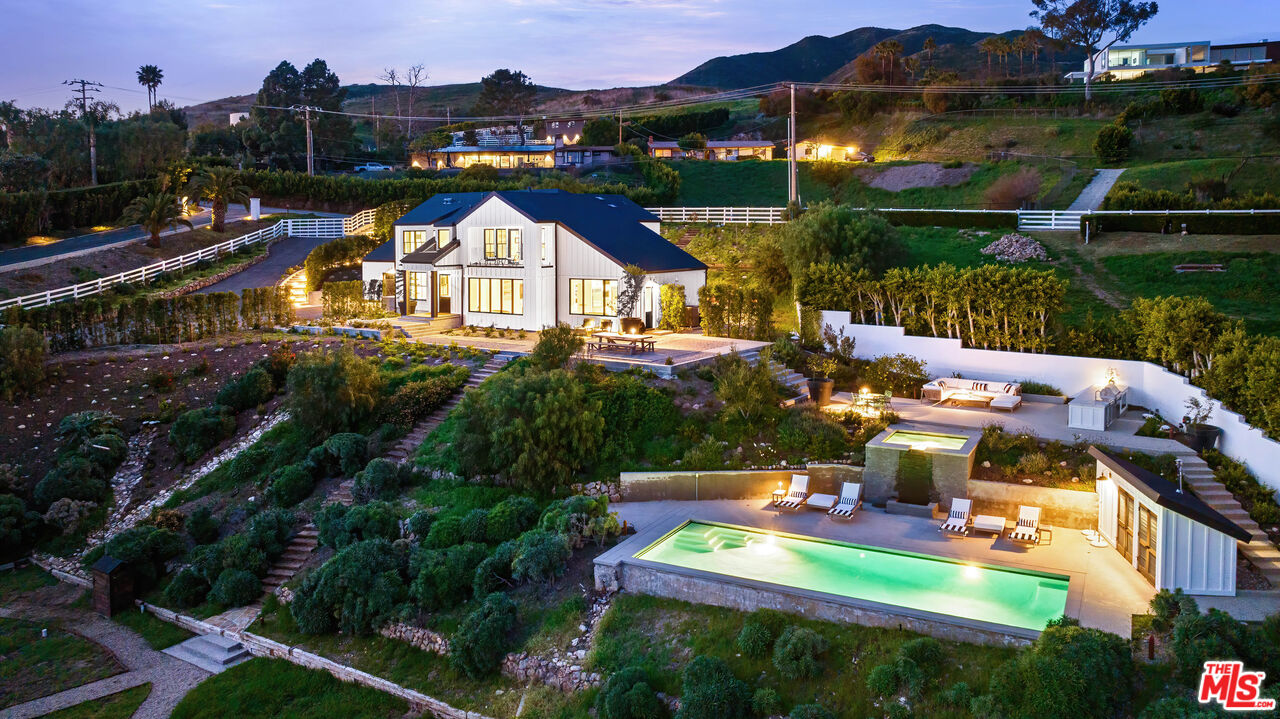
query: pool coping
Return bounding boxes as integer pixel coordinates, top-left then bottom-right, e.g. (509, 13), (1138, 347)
(867, 424), (983, 458)
(597, 510), (1088, 645)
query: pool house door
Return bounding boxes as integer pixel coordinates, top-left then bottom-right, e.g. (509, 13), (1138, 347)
(643, 286), (654, 328)
(1116, 489), (1135, 563)
(1136, 505), (1158, 584)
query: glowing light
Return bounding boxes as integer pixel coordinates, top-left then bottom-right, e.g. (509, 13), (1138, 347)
(964, 564), (981, 580)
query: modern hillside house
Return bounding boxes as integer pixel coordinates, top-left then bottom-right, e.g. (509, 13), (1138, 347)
(1066, 39), (1277, 81)
(648, 140), (774, 161)
(361, 190), (707, 331)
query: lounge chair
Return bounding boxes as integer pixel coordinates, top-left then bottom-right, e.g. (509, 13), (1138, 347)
(775, 474), (810, 510)
(828, 482), (863, 519)
(1009, 506), (1042, 545)
(806, 491), (837, 512)
(939, 498), (972, 535)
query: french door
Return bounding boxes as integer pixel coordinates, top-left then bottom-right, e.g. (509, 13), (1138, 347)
(1116, 489), (1135, 563)
(1136, 505), (1158, 584)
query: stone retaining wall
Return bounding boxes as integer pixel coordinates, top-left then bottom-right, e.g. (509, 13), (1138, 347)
(156, 249), (272, 298)
(966, 478), (1097, 530)
(619, 464), (864, 502)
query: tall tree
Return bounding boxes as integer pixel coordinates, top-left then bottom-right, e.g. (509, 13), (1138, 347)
(1031, 0), (1159, 100)
(190, 167), (251, 233)
(136, 65), (164, 112)
(472, 69), (537, 118)
(248, 59), (353, 170)
(978, 36), (1001, 74)
(404, 64), (427, 140)
(923, 36), (938, 67)
(1022, 28), (1048, 73)
(872, 40), (904, 84)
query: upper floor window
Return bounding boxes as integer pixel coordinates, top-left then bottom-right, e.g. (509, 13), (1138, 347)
(540, 226), (552, 265)
(482, 228), (522, 261)
(437, 228), (452, 246)
(403, 230), (429, 254)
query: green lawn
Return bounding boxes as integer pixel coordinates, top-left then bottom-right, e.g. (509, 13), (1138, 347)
(0, 566), (56, 597)
(0, 617), (124, 708)
(589, 594), (1016, 718)
(170, 658), (407, 719)
(43, 684), (150, 719)
(1110, 158), (1280, 197)
(112, 609), (195, 650)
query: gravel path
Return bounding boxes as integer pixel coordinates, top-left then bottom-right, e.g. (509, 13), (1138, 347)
(1067, 168), (1126, 211)
(0, 589), (209, 719)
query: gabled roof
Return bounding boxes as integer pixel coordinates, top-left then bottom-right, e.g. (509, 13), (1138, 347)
(403, 239), (460, 265)
(395, 189), (707, 273)
(364, 239), (396, 263)
(1088, 446), (1250, 542)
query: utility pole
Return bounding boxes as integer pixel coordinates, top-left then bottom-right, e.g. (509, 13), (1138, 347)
(64, 79), (103, 185)
(788, 83), (798, 206)
(291, 105), (320, 175)
(372, 95), (379, 152)
(618, 110), (623, 145)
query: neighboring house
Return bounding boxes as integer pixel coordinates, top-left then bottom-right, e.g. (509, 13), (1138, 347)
(792, 139), (861, 161)
(450, 118), (586, 146)
(410, 140), (622, 171)
(360, 189), (707, 331)
(554, 145), (623, 168)
(1065, 39), (1276, 82)
(648, 140), (774, 161)
(229, 112), (249, 126)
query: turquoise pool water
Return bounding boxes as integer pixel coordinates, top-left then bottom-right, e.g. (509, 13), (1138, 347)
(883, 430), (968, 451)
(635, 522), (1069, 631)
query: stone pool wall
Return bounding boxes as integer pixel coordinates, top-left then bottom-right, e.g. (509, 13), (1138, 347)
(618, 465), (864, 502)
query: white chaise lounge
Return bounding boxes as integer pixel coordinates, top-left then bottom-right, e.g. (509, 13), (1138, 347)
(828, 482), (863, 519)
(1009, 505), (1042, 545)
(922, 378), (1022, 411)
(940, 498), (972, 535)
(776, 474), (810, 510)
(806, 490), (838, 512)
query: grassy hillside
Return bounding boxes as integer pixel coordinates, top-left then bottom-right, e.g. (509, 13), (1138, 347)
(1112, 158), (1280, 195)
(671, 27), (896, 87)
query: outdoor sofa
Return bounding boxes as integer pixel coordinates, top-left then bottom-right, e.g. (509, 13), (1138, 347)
(921, 378), (1022, 411)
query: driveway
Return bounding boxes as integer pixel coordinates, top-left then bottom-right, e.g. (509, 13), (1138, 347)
(1067, 169), (1126, 211)
(196, 235), (335, 294)
(0, 207), (340, 270)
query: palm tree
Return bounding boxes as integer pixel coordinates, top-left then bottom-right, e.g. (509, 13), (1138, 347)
(191, 167), (251, 233)
(904, 56), (922, 83)
(873, 40), (904, 84)
(993, 37), (1014, 77)
(136, 65), (164, 113)
(978, 37), (1001, 75)
(1022, 29), (1047, 74)
(923, 37), (938, 67)
(120, 192), (191, 247)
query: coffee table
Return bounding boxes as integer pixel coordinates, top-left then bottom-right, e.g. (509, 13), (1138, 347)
(972, 514), (1006, 536)
(945, 390), (992, 409)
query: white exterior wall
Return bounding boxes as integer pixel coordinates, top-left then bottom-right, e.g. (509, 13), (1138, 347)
(453, 198), (543, 331)
(823, 315), (1280, 492)
(361, 261), (394, 298)
(557, 227), (625, 328)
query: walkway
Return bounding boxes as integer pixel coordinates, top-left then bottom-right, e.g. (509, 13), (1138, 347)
(1067, 168), (1126, 211)
(196, 234), (336, 294)
(0, 585), (208, 719)
(386, 353), (513, 463)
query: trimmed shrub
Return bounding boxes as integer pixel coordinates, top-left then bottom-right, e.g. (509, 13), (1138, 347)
(424, 515), (464, 549)
(291, 538), (407, 635)
(735, 620), (774, 658)
(215, 367), (275, 412)
(788, 705), (834, 719)
(675, 655), (751, 719)
(596, 666), (667, 719)
(511, 529), (571, 584)
(269, 464), (315, 507)
(96, 525), (184, 588)
(163, 567), (210, 608)
(1094, 123), (1133, 164)
(169, 407), (236, 463)
(227, 444), (270, 486)
(460, 508), (489, 543)
(379, 375), (464, 429)
(485, 496), (540, 543)
(33, 469), (106, 511)
(983, 624), (1135, 719)
(316, 501), (399, 550)
(310, 433), (369, 478)
(450, 592), (518, 679)
(750, 688), (782, 717)
(772, 626), (828, 680)
(0, 494), (41, 559)
(209, 568), (260, 607)
(408, 542), (488, 609)
(219, 534), (269, 578)
(867, 662), (900, 697)
(405, 509), (433, 539)
(940, 681), (972, 708)
(286, 347), (384, 435)
(0, 326), (46, 401)
(351, 458), (406, 503)
(472, 540), (518, 597)
(244, 509), (295, 557)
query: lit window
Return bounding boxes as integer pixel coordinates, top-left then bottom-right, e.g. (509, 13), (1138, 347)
(466, 278), (521, 314)
(510, 229), (521, 261)
(437, 228), (451, 246)
(496, 229), (508, 259)
(484, 229), (495, 258)
(540, 226), (552, 264)
(569, 279), (618, 316)
(403, 230), (427, 254)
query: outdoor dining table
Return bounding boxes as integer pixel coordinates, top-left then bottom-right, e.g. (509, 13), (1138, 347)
(588, 331), (656, 355)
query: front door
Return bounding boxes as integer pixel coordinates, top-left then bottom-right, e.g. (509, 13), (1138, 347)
(1136, 505), (1158, 584)
(1116, 489), (1135, 564)
(438, 273), (452, 314)
(643, 286), (653, 328)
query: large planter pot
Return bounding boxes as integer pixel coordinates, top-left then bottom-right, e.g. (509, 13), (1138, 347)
(1186, 424), (1223, 452)
(620, 317), (645, 334)
(807, 378), (834, 407)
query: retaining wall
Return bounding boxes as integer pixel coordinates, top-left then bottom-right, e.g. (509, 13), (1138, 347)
(823, 315), (1280, 491)
(619, 465), (864, 502)
(966, 479), (1097, 530)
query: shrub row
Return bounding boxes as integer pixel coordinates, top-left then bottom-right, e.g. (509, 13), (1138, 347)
(0, 179), (158, 244)
(1081, 211), (1280, 237)
(875, 209), (1018, 230)
(303, 235), (383, 292)
(164, 509), (296, 609)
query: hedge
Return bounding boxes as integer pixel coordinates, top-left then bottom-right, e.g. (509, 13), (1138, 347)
(304, 236), (383, 292)
(1081, 212), (1280, 237)
(0, 179), (158, 244)
(874, 209), (1019, 230)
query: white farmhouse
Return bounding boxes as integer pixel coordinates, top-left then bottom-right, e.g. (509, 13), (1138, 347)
(361, 189), (707, 331)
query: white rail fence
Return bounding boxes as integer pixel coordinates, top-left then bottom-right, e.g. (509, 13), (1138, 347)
(646, 206), (1280, 232)
(0, 213), (374, 312)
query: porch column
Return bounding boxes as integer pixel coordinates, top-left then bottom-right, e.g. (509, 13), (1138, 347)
(395, 269), (407, 316)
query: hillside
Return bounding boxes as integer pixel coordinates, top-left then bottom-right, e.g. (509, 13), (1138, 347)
(670, 27), (898, 88)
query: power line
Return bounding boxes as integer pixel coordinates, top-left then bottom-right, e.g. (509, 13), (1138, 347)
(63, 78), (103, 186)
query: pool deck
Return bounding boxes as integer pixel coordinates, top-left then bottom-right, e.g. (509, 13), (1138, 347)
(606, 499), (1155, 637)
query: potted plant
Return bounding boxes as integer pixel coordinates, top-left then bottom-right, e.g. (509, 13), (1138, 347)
(807, 355), (838, 407)
(1182, 396), (1222, 452)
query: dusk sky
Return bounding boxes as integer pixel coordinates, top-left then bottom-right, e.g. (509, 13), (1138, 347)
(3, 0), (1277, 113)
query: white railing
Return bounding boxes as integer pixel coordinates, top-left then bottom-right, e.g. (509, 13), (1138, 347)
(0, 214), (371, 312)
(645, 207), (788, 224)
(1018, 210), (1087, 231)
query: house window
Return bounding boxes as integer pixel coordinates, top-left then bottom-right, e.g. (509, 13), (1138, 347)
(408, 272), (429, 301)
(569, 278), (617, 316)
(403, 230), (428, 254)
(467, 278), (523, 315)
(540, 226), (552, 265)
(496, 229), (508, 258)
(510, 229), (521, 261)
(437, 228), (451, 246)
(482, 228), (521, 261)
(439, 274), (450, 298)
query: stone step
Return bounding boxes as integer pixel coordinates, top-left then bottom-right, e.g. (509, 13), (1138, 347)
(163, 634), (252, 674)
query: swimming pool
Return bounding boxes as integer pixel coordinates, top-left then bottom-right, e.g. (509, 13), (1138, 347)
(634, 521), (1069, 632)
(882, 430), (969, 451)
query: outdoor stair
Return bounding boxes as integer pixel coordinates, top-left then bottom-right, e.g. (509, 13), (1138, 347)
(674, 227), (698, 248)
(259, 523), (318, 595)
(163, 634), (252, 674)
(325, 480), (355, 507)
(384, 353), (516, 464)
(1177, 456), (1280, 585)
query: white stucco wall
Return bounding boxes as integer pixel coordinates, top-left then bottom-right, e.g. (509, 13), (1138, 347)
(823, 314), (1280, 491)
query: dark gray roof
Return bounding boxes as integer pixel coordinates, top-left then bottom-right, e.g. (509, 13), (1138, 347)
(403, 239), (460, 265)
(363, 239), (395, 263)
(397, 189), (707, 273)
(1088, 446), (1251, 542)
(92, 555), (126, 574)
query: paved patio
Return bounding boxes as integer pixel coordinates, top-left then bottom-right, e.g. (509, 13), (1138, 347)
(398, 330), (769, 376)
(610, 499), (1155, 637)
